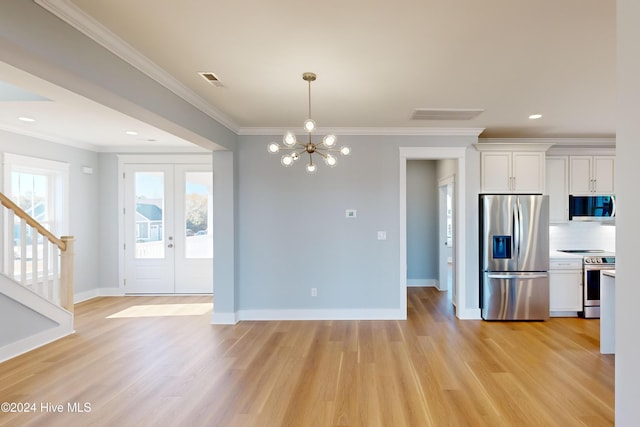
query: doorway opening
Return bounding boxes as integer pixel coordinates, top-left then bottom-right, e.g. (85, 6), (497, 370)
(405, 160), (456, 310)
(399, 147), (470, 319)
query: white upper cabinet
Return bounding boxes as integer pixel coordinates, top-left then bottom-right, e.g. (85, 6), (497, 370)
(569, 155), (615, 194)
(478, 147), (548, 193)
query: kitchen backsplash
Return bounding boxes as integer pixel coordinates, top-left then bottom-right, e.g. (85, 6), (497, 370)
(549, 222), (615, 252)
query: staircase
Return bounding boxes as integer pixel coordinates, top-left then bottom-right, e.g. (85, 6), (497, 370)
(0, 192), (74, 363)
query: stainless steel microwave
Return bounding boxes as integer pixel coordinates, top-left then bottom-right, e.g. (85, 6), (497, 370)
(568, 195), (616, 221)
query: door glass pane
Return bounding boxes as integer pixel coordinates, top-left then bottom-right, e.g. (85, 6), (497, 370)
(185, 172), (213, 259)
(135, 172), (165, 259)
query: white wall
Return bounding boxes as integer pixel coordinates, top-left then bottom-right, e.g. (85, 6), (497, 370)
(436, 159), (457, 180)
(549, 223), (615, 252)
(616, 0), (640, 423)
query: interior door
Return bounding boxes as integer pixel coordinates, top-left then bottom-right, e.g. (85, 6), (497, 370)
(124, 163), (213, 294)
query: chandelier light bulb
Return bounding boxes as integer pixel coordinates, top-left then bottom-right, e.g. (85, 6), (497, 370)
(283, 132), (297, 147)
(340, 146), (351, 156)
(306, 162), (317, 173)
(325, 154), (337, 167)
(291, 152), (300, 161)
(281, 154), (294, 167)
(322, 134), (337, 147)
(303, 119), (316, 133)
(268, 143), (280, 153)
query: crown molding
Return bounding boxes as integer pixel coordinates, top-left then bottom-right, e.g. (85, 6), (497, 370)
(479, 137), (616, 147)
(34, 0), (239, 133)
(238, 127), (485, 137)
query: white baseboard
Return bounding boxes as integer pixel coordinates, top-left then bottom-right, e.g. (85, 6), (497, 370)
(236, 308), (404, 321)
(0, 325), (74, 364)
(407, 279), (438, 288)
(74, 287), (124, 303)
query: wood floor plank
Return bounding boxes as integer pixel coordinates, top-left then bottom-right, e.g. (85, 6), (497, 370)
(0, 289), (614, 426)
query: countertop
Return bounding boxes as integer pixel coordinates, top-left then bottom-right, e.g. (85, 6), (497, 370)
(550, 251), (584, 260)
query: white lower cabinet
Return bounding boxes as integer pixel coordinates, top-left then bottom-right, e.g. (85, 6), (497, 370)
(549, 267), (583, 315)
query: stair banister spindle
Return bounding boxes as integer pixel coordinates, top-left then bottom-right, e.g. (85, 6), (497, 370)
(7, 209), (15, 278)
(43, 238), (50, 300)
(20, 219), (27, 285)
(31, 226), (39, 293)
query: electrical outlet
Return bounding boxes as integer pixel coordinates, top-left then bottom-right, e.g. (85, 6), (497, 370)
(311, 288), (317, 297)
(377, 231), (387, 240)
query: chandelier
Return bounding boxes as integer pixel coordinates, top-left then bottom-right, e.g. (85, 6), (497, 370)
(268, 72), (351, 173)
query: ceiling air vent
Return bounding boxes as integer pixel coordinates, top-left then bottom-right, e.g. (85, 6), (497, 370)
(198, 72), (224, 88)
(410, 108), (484, 121)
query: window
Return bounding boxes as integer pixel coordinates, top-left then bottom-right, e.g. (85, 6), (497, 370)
(3, 153), (69, 279)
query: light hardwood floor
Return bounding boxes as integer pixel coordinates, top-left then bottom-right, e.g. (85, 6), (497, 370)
(0, 288), (614, 426)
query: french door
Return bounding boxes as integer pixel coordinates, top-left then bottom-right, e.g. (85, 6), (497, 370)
(123, 163), (213, 294)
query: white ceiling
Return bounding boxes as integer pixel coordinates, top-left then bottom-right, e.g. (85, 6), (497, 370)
(1, 0), (617, 150)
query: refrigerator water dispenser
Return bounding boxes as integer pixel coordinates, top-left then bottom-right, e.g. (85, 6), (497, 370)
(493, 236), (511, 259)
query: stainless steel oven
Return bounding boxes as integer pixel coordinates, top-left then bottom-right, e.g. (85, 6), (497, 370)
(581, 255), (615, 318)
(557, 250), (615, 318)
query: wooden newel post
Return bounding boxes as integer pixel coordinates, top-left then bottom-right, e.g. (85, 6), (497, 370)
(60, 236), (75, 313)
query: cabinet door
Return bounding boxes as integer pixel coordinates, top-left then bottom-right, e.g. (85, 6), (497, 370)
(593, 156), (615, 193)
(481, 152), (512, 193)
(569, 156), (593, 194)
(549, 270), (583, 312)
(546, 156), (568, 222)
(513, 152), (544, 193)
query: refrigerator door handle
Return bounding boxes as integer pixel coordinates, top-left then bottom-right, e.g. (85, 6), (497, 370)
(487, 273), (549, 279)
(517, 199), (523, 258)
(513, 200), (520, 259)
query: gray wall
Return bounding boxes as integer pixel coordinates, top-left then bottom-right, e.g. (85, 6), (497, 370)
(235, 134), (479, 313)
(0, 293), (56, 346)
(97, 153), (120, 290)
(237, 135), (399, 310)
(0, 131), (100, 294)
(406, 160), (438, 282)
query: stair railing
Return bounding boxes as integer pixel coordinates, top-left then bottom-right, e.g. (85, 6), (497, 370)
(0, 192), (75, 313)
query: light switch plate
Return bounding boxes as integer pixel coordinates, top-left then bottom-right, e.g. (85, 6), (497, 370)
(346, 209), (357, 219)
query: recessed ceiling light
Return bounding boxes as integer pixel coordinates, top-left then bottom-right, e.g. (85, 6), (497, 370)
(529, 114), (542, 120)
(18, 116), (35, 122)
(125, 131), (138, 135)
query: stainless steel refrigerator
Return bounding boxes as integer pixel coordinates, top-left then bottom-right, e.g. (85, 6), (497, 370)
(480, 194), (549, 320)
